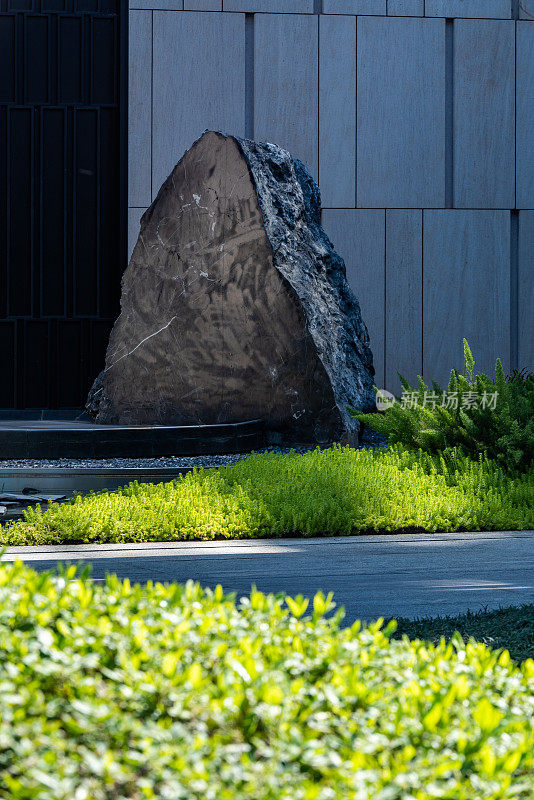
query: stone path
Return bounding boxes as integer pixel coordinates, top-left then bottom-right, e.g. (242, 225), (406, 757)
(3, 530), (533, 622)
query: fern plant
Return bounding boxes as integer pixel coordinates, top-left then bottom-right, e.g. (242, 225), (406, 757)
(350, 340), (534, 473)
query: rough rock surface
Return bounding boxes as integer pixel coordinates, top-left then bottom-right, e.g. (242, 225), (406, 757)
(87, 131), (375, 443)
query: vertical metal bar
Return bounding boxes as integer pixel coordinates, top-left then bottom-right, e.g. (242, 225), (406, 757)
(5, 108), (11, 318)
(383, 210), (387, 391)
(14, 319), (22, 408)
(37, 106), (43, 318)
(96, 106), (101, 314)
(514, 14), (517, 210)
(445, 18), (454, 209)
(23, 10), (27, 103)
(355, 16), (357, 208)
(421, 209), (424, 379)
(63, 106), (68, 316)
(510, 210), (519, 372)
(15, 12), (23, 105)
(150, 9), (153, 202)
(0, 109), (7, 319)
(30, 107), (35, 318)
(55, 13), (60, 103)
(316, 11), (319, 190)
(47, 318), (54, 407)
(50, 11), (58, 105)
(245, 14), (254, 140)
(89, 13), (94, 104)
(119, 0), (128, 278)
(81, 13), (86, 103)
(70, 107), (76, 318)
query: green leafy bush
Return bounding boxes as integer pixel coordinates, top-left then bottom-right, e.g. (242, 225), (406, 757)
(350, 340), (534, 473)
(0, 561), (533, 800)
(2, 444), (533, 545)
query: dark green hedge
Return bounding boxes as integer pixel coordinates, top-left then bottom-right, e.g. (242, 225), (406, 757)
(1, 562), (533, 799)
(392, 604), (534, 665)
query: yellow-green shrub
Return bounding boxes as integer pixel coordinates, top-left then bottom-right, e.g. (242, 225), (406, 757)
(2, 444), (533, 545)
(0, 562), (533, 799)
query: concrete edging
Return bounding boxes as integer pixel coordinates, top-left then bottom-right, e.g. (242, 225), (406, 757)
(0, 468), (188, 493)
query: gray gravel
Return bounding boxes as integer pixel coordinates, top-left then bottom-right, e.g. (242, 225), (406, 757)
(0, 448), (309, 471)
(0, 429), (387, 470)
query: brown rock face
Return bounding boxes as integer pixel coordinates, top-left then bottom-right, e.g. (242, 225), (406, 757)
(87, 131), (375, 443)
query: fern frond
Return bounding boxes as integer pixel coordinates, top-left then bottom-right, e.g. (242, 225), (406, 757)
(463, 339), (475, 383)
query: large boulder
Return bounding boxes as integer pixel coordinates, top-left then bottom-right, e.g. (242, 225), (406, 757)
(87, 131), (375, 443)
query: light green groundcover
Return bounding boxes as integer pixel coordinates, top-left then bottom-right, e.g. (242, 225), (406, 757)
(0, 562), (533, 799)
(2, 444), (533, 545)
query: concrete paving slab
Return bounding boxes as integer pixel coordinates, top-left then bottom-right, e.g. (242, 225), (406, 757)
(3, 531), (533, 623)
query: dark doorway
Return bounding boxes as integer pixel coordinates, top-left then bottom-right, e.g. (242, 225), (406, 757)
(0, 0), (126, 409)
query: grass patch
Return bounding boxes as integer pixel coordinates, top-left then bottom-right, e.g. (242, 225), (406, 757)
(391, 604), (534, 665)
(2, 444), (533, 545)
(1, 561), (533, 799)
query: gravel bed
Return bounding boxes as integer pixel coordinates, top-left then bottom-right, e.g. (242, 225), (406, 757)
(0, 448), (308, 471)
(0, 430), (387, 470)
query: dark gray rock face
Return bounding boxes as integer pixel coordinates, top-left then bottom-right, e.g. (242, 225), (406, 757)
(87, 131), (375, 443)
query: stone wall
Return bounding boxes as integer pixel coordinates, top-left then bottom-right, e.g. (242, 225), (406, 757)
(128, 1), (534, 391)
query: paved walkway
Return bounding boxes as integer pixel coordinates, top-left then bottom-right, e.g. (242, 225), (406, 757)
(3, 530), (533, 622)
